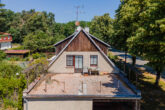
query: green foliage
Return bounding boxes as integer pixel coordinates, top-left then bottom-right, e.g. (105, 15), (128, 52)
(23, 31), (55, 52)
(108, 52), (118, 61)
(0, 9), (15, 32)
(18, 75), (26, 110)
(0, 61), (22, 78)
(32, 53), (46, 59)
(90, 13), (114, 44)
(30, 57), (48, 66)
(114, 0), (165, 85)
(0, 61), (26, 109)
(0, 50), (6, 61)
(9, 45), (24, 50)
(6, 9), (56, 43)
(54, 21), (90, 38)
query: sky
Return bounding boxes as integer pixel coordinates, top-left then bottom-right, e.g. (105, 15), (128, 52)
(2, 0), (121, 23)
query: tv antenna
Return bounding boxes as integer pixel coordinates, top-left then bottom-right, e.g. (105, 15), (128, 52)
(74, 5), (85, 21)
(75, 5), (80, 21)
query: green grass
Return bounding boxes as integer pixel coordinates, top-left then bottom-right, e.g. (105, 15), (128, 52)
(138, 72), (165, 110)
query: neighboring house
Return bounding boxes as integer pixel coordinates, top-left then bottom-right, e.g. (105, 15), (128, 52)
(23, 27), (141, 110)
(5, 50), (30, 58)
(0, 32), (12, 50)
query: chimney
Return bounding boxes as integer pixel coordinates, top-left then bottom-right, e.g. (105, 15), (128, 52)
(84, 27), (89, 33)
(76, 26), (82, 32)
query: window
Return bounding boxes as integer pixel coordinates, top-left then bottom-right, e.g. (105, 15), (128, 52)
(90, 55), (98, 66)
(66, 55), (74, 66)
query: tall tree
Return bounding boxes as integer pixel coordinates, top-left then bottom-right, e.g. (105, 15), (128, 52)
(23, 30), (55, 52)
(127, 0), (165, 85)
(113, 0), (144, 66)
(8, 10), (56, 43)
(90, 13), (114, 44)
(0, 9), (15, 32)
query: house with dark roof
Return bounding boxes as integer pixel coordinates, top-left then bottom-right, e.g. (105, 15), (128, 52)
(23, 27), (141, 110)
(0, 32), (12, 50)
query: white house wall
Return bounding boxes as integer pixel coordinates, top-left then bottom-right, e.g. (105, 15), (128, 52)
(0, 42), (12, 50)
(48, 51), (117, 74)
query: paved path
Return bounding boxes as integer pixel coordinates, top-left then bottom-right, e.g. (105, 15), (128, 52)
(110, 48), (165, 78)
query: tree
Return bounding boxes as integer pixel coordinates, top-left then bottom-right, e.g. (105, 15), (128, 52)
(0, 9), (15, 32)
(23, 30), (56, 52)
(7, 10), (56, 43)
(127, 0), (165, 85)
(90, 13), (114, 44)
(113, 0), (145, 66)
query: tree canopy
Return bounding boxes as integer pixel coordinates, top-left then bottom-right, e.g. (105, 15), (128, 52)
(23, 30), (55, 52)
(113, 0), (165, 85)
(90, 13), (114, 44)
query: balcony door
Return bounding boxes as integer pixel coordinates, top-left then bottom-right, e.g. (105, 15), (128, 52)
(75, 55), (83, 73)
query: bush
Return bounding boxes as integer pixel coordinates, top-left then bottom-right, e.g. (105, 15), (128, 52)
(32, 53), (46, 59)
(0, 61), (25, 109)
(32, 53), (40, 59)
(23, 31), (55, 52)
(108, 52), (118, 61)
(10, 57), (22, 61)
(0, 50), (6, 61)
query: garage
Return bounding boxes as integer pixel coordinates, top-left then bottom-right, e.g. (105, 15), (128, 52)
(93, 99), (139, 110)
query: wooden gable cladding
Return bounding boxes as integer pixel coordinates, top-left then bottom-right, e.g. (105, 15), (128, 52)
(65, 31), (98, 52)
(93, 39), (108, 55)
(55, 38), (71, 55)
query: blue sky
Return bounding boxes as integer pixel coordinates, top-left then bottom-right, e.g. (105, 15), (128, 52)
(3, 0), (121, 23)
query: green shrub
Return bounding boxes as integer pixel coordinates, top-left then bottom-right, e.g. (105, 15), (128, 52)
(32, 53), (40, 59)
(10, 57), (22, 61)
(32, 53), (46, 59)
(0, 61), (24, 109)
(0, 50), (6, 61)
(108, 52), (118, 61)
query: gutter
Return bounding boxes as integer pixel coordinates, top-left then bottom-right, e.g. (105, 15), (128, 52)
(23, 94), (141, 100)
(24, 98), (28, 110)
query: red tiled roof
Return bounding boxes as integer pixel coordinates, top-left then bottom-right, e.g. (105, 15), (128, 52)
(0, 32), (11, 35)
(0, 39), (12, 43)
(5, 50), (30, 54)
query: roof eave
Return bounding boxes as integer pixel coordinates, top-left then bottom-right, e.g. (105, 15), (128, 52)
(89, 34), (111, 48)
(23, 94), (141, 100)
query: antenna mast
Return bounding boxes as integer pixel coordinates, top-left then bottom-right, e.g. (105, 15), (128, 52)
(75, 5), (80, 21)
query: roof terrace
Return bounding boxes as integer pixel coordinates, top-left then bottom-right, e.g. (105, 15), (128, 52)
(29, 74), (135, 96)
